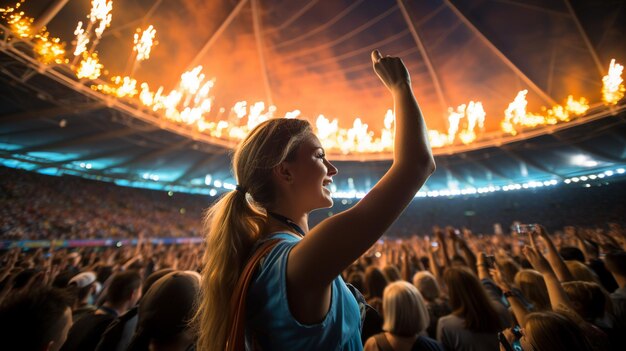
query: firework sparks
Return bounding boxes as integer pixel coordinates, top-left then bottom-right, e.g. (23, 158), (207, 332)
(94, 76), (138, 98)
(73, 21), (89, 56)
(1, 0), (623, 156)
(76, 52), (103, 80)
(34, 32), (66, 64)
(1, 1), (33, 38)
(458, 102), (485, 145)
(90, 0), (112, 38)
(133, 25), (156, 62)
(501, 90), (590, 135)
(603, 59), (625, 105)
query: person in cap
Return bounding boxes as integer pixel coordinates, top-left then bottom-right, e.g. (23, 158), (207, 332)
(61, 270), (142, 351)
(68, 271), (98, 322)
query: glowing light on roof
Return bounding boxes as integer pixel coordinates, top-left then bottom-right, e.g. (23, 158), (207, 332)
(192, 167), (626, 199)
(33, 32), (66, 64)
(501, 91), (589, 135)
(1, 3), (67, 65)
(571, 154), (599, 167)
(603, 59), (625, 105)
(285, 110), (301, 119)
(94, 76), (138, 98)
(0, 1), (624, 157)
(76, 52), (103, 80)
(133, 25), (156, 61)
(1, 2), (32, 38)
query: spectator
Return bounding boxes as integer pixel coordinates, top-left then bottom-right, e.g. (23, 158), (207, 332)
(364, 281), (442, 351)
(605, 251), (626, 335)
(565, 260), (601, 284)
(127, 271), (200, 351)
(96, 268), (175, 351)
(561, 280), (619, 348)
(67, 271), (98, 321)
(347, 271), (366, 293)
(412, 271), (451, 338)
(562, 281), (609, 326)
(500, 311), (594, 351)
(514, 270), (550, 311)
(193, 50), (435, 351)
(365, 266), (389, 313)
(0, 286), (73, 351)
(437, 267), (509, 351)
(61, 270), (142, 351)
(559, 246), (586, 262)
(382, 265), (402, 283)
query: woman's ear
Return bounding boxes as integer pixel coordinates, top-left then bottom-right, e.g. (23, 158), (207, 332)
(273, 162), (293, 184)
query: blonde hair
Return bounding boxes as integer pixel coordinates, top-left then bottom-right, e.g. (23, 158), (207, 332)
(515, 269), (550, 311)
(412, 271), (441, 302)
(382, 281), (430, 336)
(193, 118), (312, 351)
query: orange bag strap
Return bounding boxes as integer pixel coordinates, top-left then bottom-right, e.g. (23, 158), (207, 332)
(226, 238), (282, 351)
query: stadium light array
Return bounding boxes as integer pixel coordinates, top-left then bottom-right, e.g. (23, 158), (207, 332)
(194, 166), (625, 199)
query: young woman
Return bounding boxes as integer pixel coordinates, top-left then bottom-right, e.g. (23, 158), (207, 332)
(194, 50), (435, 351)
(499, 311), (594, 351)
(437, 267), (510, 351)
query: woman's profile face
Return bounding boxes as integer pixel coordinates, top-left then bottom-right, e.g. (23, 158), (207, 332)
(287, 132), (338, 211)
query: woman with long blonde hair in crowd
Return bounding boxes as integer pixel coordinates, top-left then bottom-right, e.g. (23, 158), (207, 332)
(193, 49), (435, 350)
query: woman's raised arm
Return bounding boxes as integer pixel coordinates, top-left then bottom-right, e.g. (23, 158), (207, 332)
(288, 50), (435, 290)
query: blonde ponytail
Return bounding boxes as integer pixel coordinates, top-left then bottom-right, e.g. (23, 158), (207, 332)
(193, 118), (312, 351)
(194, 190), (265, 351)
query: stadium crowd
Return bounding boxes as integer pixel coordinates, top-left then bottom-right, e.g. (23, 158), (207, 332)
(3, 165), (625, 241)
(1, 217), (626, 350)
(1, 67), (626, 346)
(0, 167), (205, 240)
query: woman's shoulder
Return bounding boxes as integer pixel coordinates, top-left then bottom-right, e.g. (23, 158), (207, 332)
(414, 335), (444, 351)
(363, 336), (380, 351)
(437, 313), (464, 329)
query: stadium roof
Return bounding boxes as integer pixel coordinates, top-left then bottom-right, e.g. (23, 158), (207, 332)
(0, 0), (625, 195)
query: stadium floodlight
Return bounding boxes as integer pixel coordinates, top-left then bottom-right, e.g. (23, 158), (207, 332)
(571, 154), (598, 167)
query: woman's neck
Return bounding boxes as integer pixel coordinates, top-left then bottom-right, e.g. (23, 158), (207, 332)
(266, 208), (309, 235)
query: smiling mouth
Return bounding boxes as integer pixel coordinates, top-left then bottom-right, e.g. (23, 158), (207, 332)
(322, 179), (333, 191)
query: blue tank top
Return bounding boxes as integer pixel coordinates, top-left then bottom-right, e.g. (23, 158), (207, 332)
(246, 233), (363, 350)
